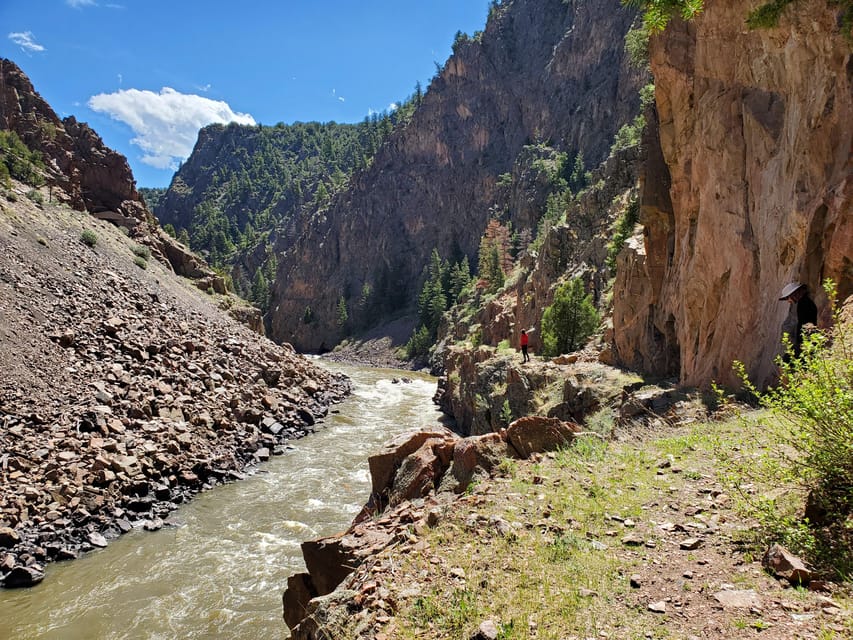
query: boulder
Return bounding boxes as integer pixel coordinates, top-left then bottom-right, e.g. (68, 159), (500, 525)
(301, 526), (394, 596)
(368, 427), (458, 497)
(289, 589), (359, 640)
(506, 416), (579, 458)
(2, 564), (45, 588)
(762, 543), (814, 585)
(389, 439), (444, 505)
(448, 432), (517, 491)
(0, 527), (21, 548)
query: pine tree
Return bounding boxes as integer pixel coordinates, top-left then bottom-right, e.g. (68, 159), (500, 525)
(250, 269), (269, 310)
(541, 278), (600, 356)
(336, 296), (349, 328)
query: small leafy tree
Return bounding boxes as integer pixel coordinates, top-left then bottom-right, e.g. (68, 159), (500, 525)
(541, 278), (600, 356)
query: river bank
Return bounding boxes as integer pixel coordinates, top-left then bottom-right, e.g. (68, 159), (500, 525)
(0, 364), (444, 639)
(284, 410), (853, 639)
(0, 196), (351, 588)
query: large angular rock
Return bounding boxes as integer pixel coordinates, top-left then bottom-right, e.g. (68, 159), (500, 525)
(448, 432), (518, 491)
(282, 572), (317, 630)
(368, 427), (458, 497)
(301, 526), (394, 597)
(762, 543), (814, 585)
(2, 565), (45, 588)
(389, 438), (447, 505)
(289, 589), (359, 640)
(0, 527), (21, 548)
(506, 416), (579, 458)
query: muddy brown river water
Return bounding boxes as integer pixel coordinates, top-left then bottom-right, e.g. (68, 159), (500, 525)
(0, 362), (444, 639)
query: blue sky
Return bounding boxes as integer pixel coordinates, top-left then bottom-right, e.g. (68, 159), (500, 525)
(2, 1), (491, 187)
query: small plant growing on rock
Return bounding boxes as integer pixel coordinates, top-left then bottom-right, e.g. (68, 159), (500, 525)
(80, 229), (98, 247)
(133, 256), (147, 269)
(26, 189), (44, 205)
(500, 398), (513, 425)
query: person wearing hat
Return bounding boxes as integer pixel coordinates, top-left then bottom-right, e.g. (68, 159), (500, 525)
(779, 282), (817, 358)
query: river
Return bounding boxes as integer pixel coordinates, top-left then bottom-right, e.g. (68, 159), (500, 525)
(0, 362), (444, 639)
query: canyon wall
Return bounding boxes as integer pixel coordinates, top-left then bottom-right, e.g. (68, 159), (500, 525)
(267, 0), (642, 350)
(613, 0), (852, 388)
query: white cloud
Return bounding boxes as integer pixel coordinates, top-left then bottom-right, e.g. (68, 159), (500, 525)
(338, 96), (345, 102)
(388, 102), (399, 111)
(88, 87), (256, 170)
(67, 0), (97, 8)
(8, 31), (45, 53)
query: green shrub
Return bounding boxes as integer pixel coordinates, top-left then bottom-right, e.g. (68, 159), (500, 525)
(0, 130), (46, 187)
(622, 0), (704, 32)
(80, 229), (98, 247)
(26, 189), (44, 205)
(500, 399), (513, 425)
(610, 114), (646, 154)
(746, 0), (794, 28)
(133, 256), (147, 269)
(625, 26), (650, 69)
(132, 244), (151, 260)
(732, 280), (852, 576)
(606, 198), (641, 271)
(541, 277), (600, 356)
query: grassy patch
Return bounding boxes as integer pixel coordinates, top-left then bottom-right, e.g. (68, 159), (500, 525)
(385, 416), (851, 638)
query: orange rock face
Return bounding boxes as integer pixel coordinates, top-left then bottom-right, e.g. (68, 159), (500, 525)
(614, 0), (853, 388)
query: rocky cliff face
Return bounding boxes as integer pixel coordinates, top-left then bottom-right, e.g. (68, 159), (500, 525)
(0, 58), (232, 298)
(267, 0), (642, 350)
(613, 0), (853, 388)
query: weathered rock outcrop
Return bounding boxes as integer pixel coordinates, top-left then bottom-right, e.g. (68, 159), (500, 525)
(437, 346), (644, 435)
(283, 418), (581, 636)
(267, 0), (642, 350)
(613, 0), (853, 388)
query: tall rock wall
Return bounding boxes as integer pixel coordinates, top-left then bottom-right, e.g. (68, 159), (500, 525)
(613, 0), (852, 388)
(267, 0), (642, 350)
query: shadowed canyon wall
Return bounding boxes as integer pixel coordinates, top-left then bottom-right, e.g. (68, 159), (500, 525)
(613, 0), (852, 388)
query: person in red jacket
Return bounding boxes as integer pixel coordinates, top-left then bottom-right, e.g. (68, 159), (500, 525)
(520, 329), (530, 363)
